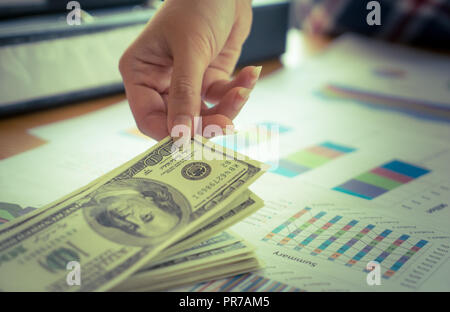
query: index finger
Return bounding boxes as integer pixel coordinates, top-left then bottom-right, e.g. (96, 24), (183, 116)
(125, 83), (169, 141)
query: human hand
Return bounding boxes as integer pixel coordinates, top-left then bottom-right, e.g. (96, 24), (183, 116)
(119, 0), (260, 141)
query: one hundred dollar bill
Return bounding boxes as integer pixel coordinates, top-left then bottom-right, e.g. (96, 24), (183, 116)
(0, 136), (265, 291)
(151, 231), (241, 267)
(113, 238), (258, 291)
(126, 257), (263, 292)
(155, 190), (264, 260)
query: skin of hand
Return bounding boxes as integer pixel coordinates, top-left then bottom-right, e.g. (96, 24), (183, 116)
(119, 0), (261, 141)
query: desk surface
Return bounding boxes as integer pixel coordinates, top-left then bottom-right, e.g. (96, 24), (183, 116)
(0, 31), (330, 160)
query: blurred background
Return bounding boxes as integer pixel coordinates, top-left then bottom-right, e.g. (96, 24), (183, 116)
(0, 0), (292, 115)
(0, 0), (448, 116)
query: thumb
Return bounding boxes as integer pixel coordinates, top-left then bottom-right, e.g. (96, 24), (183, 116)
(168, 47), (208, 138)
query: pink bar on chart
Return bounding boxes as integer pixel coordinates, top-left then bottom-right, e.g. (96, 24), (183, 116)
(306, 145), (344, 158)
(371, 167), (414, 183)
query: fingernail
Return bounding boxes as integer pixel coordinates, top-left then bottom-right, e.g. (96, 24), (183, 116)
(171, 114), (191, 139)
(238, 88), (252, 101)
(173, 114), (191, 130)
(235, 88), (251, 110)
(252, 66), (262, 81)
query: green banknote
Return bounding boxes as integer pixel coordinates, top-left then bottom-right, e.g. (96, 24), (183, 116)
(156, 190), (263, 260)
(114, 235), (260, 292)
(0, 136), (265, 291)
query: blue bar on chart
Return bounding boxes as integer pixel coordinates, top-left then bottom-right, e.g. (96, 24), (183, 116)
(294, 215), (342, 251)
(333, 160), (430, 200)
(212, 121), (292, 151)
(188, 273), (304, 292)
(329, 224), (375, 261)
(270, 141), (356, 178)
(346, 229), (392, 266)
(364, 234), (410, 272)
(278, 211), (326, 245)
(383, 240), (428, 279)
(312, 219), (359, 255)
(319, 83), (450, 123)
(262, 207), (311, 241)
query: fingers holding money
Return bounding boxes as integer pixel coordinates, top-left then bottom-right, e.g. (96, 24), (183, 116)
(202, 65), (262, 105)
(123, 64), (260, 140)
(125, 84), (170, 141)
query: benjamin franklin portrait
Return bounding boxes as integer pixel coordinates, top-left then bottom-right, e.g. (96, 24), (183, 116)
(82, 178), (190, 246)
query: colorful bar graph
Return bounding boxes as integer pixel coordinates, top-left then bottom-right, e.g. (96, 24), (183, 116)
(383, 240), (428, 279)
(278, 211), (326, 245)
(346, 229), (392, 266)
(270, 141), (356, 178)
(294, 215), (342, 251)
(241, 276), (268, 292)
(333, 160), (430, 200)
(363, 234), (410, 272)
(329, 224), (375, 261)
(263, 207), (311, 241)
(189, 273), (303, 292)
(212, 121), (292, 151)
(319, 84), (450, 123)
(212, 273), (249, 292)
(312, 220), (359, 255)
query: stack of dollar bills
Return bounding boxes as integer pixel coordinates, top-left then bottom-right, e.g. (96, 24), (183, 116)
(114, 231), (261, 292)
(0, 136), (267, 291)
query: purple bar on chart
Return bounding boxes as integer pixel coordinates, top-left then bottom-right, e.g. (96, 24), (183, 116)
(242, 276), (269, 292)
(190, 273), (304, 292)
(334, 179), (388, 199)
(334, 160), (430, 200)
(320, 84), (450, 123)
(263, 207), (311, 241)
(207, 274), (251, 292)
(312, 219), (358, 255)
(383, 240), (428, 279)
(366, 234), (410, 271)
(329, 224), (375, 261)
(278, 211), (326, 245)
(346, 229), (392, 266)
(295, 215), (342, 250)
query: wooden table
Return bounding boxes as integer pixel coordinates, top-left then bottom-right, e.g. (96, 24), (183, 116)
(0, 31), (330, 160)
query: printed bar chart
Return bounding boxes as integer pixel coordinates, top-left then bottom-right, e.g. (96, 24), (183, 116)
(364, 234), (410, 272)
(333, 160), (430, 199)
(212, 121), (292, 151)
(346, 229), (392, 266)
(262, 206), (431, 279)
(271, 141), (356, 178)
(294, 215), (342, 251)
(311, 219), (359, 255)
(278, 211), (326, 245)
(319, 84), (450, 123)
(383, 240), (428, 279)
(262, 207), (311, 241)
(187, 273), (303, 292)
(329, 224), (375, 261)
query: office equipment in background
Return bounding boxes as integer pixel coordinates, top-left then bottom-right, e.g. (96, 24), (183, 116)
(0, 0), (290, 116)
